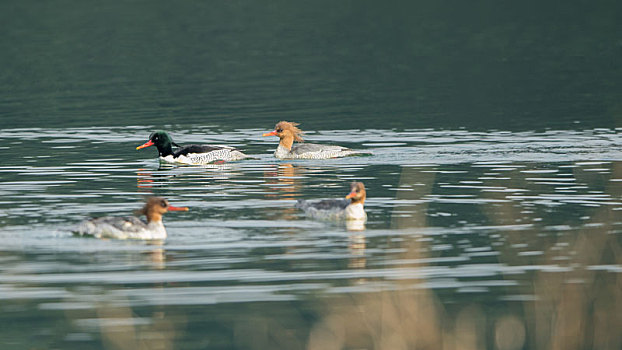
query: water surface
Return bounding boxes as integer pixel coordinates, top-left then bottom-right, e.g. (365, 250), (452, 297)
(1, 126), (621, 349)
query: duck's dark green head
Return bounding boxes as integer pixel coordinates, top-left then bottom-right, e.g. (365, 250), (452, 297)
(136, 131), (177, 156)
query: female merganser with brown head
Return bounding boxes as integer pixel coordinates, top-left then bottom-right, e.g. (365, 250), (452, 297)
(262, 121), (371, 159)
(137, 131), (247, 165)
(295, 182), (367, 220)
(73, 197), (188, 240)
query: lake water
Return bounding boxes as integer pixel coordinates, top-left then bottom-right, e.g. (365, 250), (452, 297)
(1, 1), (621, 350)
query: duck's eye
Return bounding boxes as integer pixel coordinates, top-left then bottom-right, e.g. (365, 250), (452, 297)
(276, 128), (283, 133)
(160, 200), (167, 208)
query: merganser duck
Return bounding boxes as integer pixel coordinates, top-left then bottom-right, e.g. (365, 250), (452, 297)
(262, 121), (371, 159)
(73, 197), (188, 240)
(137, 131), (247, 165)
(295, 182), (367, 220)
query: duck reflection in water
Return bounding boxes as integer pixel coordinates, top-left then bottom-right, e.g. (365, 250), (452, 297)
(136, 168), (179, 191)
(348, 230), (367, 269)
(137, 161), (240, 193)
(145, 242), (166, 270)
(263, 163), (303, 220)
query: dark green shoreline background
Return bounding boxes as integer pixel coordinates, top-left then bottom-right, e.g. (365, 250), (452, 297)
(1, 0), (620, 130)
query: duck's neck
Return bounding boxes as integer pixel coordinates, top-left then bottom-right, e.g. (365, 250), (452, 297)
(156, 143), (174, 157)
(350, 197), (365, 205)
(146, 213), (163, 224)
(279, 135), (294, 150)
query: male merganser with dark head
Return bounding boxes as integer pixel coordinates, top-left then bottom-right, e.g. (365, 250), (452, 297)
(137, 131), (247, 165)
(295, 182), (367, 220)
(73, 197), (188, 240)
(262, 121), (371, 159)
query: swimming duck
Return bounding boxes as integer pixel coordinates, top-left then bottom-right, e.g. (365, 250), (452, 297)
(73, 197), (188, 240)
(295, 182), (367, 220)
(137, 131), (247, 165)
(262, 121), (370, 159)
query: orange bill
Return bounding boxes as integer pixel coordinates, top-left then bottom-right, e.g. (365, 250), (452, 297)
(167, 205), (189, 211)
(136, 140), (155, 150)
(262, 131), (278, 137)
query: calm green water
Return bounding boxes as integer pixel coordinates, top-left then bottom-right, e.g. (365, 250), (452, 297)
(1, 1), (621, 350)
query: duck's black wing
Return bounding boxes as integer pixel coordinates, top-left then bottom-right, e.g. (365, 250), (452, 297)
(173, 144), (232, 157)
